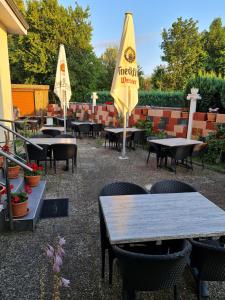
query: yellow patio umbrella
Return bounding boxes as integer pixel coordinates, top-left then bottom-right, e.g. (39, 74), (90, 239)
(111, 12), (139, 158)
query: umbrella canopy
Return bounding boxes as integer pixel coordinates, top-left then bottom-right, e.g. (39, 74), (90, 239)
(110, 12), (139, 158)
(111, 12), (139, 116)
(54, 44), (71, 132)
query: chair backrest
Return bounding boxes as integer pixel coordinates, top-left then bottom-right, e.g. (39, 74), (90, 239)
(52, 144), (77, 160)
(191, 239), (225, 281)
(55, 134), (74, 138)
(42, 129), (61, 137)
(113, 240), (191, 291)
(27, 144), (49, 161)
(78, 124), (91, 134)
(99, 181), (148, 197)
(31, 134), (52, 138)
(133, 130), (146, 142)
(171, 145), (193, 160)
(150, 180), (196, 194)
(192, 143), (208, 155)
(92, 124), (102, 132)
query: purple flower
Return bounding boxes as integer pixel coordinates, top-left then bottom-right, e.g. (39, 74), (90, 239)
(46, 245), (54, 258)
(53, 262), (60, 273)
(58, 246), (65, 257)
(59, 236), (66, 246)
(61, 277), (70, 288)
(55, 254), (63, 266)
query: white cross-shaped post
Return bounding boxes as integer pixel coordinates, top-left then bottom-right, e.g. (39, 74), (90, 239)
(186, 88), (201, 139)
(91, 92), (98, 114)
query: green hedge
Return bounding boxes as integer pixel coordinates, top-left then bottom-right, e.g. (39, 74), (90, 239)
(79, 90), (186, 107)
(184, 75), (225, 113)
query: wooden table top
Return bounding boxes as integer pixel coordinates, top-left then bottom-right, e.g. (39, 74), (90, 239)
(100, 192), (225, 244)
(41, 126), (65, 132)
(28, 138), (76, 145)
(148, 137), (203, 147)
(104, 127), (144, 133)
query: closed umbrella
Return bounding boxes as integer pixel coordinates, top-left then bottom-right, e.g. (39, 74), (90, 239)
(54, 44), (72, 133)
(111, 12), (139, 159)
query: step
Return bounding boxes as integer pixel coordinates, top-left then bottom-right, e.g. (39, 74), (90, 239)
(13, 180), (46, 231)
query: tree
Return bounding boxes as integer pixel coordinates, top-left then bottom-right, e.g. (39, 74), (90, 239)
(8, 0), (102, 101)
(203, 18), (225, 76)
(161, 17), (206, 90)
(99, 46), (118, 90)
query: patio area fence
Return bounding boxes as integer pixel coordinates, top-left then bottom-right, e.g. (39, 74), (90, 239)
(47, 103), (225, 139)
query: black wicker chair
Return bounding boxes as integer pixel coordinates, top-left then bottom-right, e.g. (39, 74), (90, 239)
(52, 144), (77, 174)
(113, 239), (191, 300)
(92, 124), (102, 137)
(190, 239), (225, 300)
(31, 134), (52, 138)
(147, 142), (168, 168)
(131, 130), (146, 149)
(150, 180), (196, 194)
(167, 145), (194, 173)
(99, 182), (148, 284)
(190, 143), (208, 169)
(27, 143), (49, 174)
(78, 124), (91, 137)
(72, 124), (80, 137)
(42, 129), (61, 137)
(55, 134), (74, 138)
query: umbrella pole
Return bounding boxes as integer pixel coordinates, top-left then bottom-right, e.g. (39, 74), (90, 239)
(64, 101), (66, 133)
(119, 112), (128, 159)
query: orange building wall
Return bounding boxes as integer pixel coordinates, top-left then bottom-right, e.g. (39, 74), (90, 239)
(12, 90), (35, 116)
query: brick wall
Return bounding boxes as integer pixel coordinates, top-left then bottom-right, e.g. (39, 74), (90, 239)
(48, 103), (225, 139)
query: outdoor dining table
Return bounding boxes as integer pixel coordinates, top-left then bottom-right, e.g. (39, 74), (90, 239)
(71, 121), (94, 126)
(28, 137), (76, 145)
(40, 126), (65, 132)
(15, 119), (38, 125)
(100, 192), (225, 297)
(100, 192), (225, 244)
(148, 137), (203, 147)
(104, 127), (144, 133)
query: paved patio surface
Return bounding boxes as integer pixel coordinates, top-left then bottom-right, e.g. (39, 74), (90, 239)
(0, 138), (225, 300)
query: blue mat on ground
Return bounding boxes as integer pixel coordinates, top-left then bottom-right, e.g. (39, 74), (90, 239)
(41, 198), (68, 218)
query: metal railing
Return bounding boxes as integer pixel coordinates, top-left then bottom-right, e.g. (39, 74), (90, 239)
(0, 119), (43, 231)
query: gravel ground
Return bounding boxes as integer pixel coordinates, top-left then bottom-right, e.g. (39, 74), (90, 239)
(0, 137), (225, 300)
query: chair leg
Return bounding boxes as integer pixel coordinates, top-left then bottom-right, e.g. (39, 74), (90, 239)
(45, 160), (47, 175)
(147, 149), (151, 164)
(72, 158), (74, 173)
(197, 279), (202, 300)
(122, 289), (136, 300)
(174, 285), (178, 300)
(54, 160), (56, 174)
(101, 246), (105, 279)
(108, 248), (113, 285)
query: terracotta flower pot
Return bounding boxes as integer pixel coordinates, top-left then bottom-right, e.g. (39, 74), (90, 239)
(207, 113), (216, 122)
(8, 165), (20, 179)
(0, 156), (4, 168)
(24, 175), (41, 187)
(12, 200), (28, 218)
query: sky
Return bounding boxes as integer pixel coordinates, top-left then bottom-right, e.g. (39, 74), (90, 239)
(60, 0), (225, 76)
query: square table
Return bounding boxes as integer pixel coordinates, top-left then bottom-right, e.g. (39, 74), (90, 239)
(40, 126), (65, 132)
(148, 137), (202, 147)
(28, 137), (76, 145)
(100, 192), (225, 245)
(71, 121), (94, 126)
(104, 127), (144, 134)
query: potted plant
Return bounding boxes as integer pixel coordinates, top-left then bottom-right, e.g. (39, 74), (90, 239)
(11, 185), (32, 218)
(8, 161), (20, 179)
(24, 163), (43, 187)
